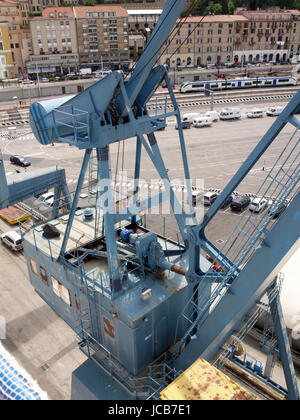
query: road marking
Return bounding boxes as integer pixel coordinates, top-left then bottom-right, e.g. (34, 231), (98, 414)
(24, 152), (45, 157)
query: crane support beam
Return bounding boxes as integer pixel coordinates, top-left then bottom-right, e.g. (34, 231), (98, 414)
(124, 1), (188, 106)
(174, 191), (300, 401)
(267, 282), (299, 400)
(0, 164), (70, 211)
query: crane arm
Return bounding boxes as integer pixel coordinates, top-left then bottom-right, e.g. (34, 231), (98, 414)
(124, 0), (188, 107)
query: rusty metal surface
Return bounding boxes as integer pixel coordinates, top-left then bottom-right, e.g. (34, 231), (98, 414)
(161, 358), (255, 400)
(0, 206), (30, 224)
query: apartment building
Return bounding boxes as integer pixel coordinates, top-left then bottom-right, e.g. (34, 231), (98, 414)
(233, 8), (295, 63)
(28, 5), (130, 74)
(27, 0), (63, 15)
(159, 9), (300, 68)
(159, 15), (248, 67)
(28, 7), (78, 75)
(0, 21), (14, 79)
(75, 5), (129, 69)
(0, 0), (31, 77)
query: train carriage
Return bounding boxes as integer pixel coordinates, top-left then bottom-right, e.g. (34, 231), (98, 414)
(180, 76), (297, 93)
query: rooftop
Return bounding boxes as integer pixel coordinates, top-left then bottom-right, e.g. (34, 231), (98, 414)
(74, 5), (128, 19)
(41, 7), (75, 19)
(179, 15), (248, 24)
(127, 9), (163, 15)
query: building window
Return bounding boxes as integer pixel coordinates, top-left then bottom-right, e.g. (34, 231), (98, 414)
(51, 276), (71, 306)
(40, 267), (48, 286)
(30, 257), (38, 276)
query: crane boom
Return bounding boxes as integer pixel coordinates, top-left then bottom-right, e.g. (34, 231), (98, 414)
(124, 1), (187, 106)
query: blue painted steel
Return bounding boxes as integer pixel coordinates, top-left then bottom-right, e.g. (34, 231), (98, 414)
(174, 192), (300, 398)
(0, 152), (9, 209)
(0, 165), (70, 212)
(246, 358), (253, 368)
(123, 1), (188, 108)
(267, 281), (299, 400)
(120, 229), (132, 243)
(254, 361), (263, 374)
(59, 149), (91, 258)
(22, 0), (299, 400)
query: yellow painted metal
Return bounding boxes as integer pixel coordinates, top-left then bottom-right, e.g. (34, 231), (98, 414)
(0, 207), (30, 225)
(161, 359), (255, 400)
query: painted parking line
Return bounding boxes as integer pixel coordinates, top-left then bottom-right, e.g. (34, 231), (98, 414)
(24, 152), (45, 158)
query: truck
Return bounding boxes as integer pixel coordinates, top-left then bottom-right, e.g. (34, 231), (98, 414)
(79, 68), (92, 76)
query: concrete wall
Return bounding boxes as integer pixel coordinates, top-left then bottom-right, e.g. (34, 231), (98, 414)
(0, 79), (94, 103)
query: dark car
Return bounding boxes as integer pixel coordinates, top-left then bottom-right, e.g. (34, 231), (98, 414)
(175, 120), (192, 130)
(221, 194), (233, 208)
(268, 202), (287, 219)
(230, 195), (251, 212)
(10, 155), (31, 167)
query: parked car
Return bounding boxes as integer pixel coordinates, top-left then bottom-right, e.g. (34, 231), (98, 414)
(1, 231), (23, 252)
(266, 106), (283, 116)
(181, 113), (201, 124)
(220, 108), (241, 120)
(221, 194), (234, 208)
(231, 195), (251, 212)
(10, 155), (31, 167)
(175, 120), (192, 129)
(22, 79), (33, 85)
(249, 197), (268, 213)
(38, 192), (54, 202)
(203, 192), (218, 206)
(66, 72), (78, 80)
(205, 111), (219, 122)
(268, 202), (287, 219)
(247, 108), (264, 118)
(44, 197), (54, 208)
(40, 77), (49, 83)
(193, 116), (213, 128)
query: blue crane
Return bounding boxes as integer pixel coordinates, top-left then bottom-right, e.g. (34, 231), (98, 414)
(7, 0), (299, 400)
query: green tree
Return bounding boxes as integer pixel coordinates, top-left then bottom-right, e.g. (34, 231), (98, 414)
(227, 0), (235, 14)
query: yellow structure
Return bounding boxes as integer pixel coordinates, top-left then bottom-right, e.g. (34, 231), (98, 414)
(160, 359), (255, 400)
(0, 21), (14, 79)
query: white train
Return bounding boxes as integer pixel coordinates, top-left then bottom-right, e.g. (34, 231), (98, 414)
(180, 76), (297, 93)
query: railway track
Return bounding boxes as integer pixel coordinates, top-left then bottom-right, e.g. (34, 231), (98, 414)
(148, 86), (299, 110)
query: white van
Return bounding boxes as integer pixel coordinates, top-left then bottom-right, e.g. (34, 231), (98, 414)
(205, 111), (219, 122)
(247, 108), (264, 118)
(193, 116), (213, 127)
(266, 106), (283, 117)
(203, 192), (218, 206)
(219, 108), (241, 120)
(1, 231), (23, 252)
(182, 113), (201, 124)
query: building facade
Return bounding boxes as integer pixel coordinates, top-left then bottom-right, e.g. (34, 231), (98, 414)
(75, 5), (129, 70)
(159, 15), (248, 68)
(233, 8), (295, 63)
(0, 0), (32, 77)
(159, 9), (300, 68)
(28, 7), (78, 75)
(0, 21), (14, 79)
